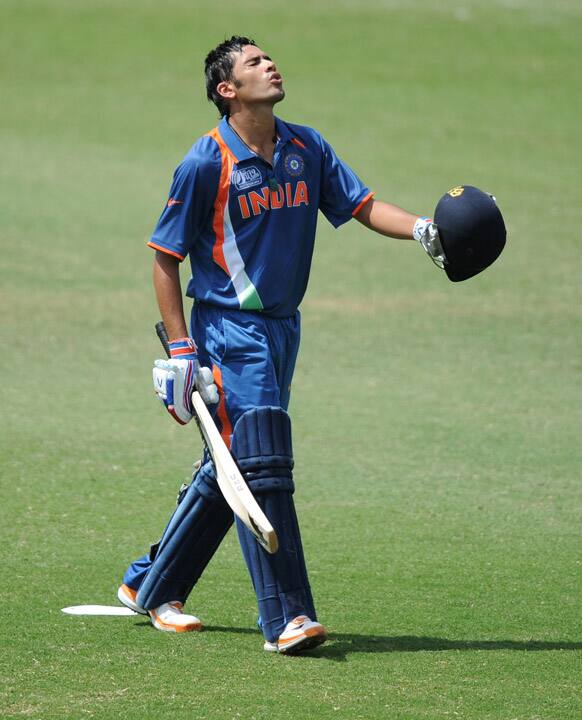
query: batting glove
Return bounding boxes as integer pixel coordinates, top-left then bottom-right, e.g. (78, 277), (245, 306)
(152, 337), (219, 425)
(413, 217), (447, 269)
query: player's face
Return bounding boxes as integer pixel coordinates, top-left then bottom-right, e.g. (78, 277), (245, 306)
(230, 45), (285, 107)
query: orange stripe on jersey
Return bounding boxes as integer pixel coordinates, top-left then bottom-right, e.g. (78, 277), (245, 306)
(206, 128), (238, 276)
(351, 191), (375, 217)
(147, 241), (186, 261)
(212, 364), (233, 448)
(291, 137), (307, 149)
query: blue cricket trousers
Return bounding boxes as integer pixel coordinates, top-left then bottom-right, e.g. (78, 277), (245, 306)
(122, 305), (302, 596)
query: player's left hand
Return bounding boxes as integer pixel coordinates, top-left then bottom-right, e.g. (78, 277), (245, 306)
(413, 217), (447, 269)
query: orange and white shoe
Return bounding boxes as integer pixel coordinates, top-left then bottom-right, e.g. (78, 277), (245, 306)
(149, 602), (202, 633)
(117, 584), (147, 615)
(264, 615), (327, 654)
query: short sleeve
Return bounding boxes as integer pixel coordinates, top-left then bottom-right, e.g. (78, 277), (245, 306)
(148, 136), (222, 260)
(318, 139), (373, 228)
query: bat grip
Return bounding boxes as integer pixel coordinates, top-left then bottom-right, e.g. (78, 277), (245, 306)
(155, 321), (171, 359)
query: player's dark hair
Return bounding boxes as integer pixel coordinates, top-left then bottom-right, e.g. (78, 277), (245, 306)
(205, 36), (257, 117)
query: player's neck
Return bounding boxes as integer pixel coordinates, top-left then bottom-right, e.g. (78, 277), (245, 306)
(228, 106), (277, 163)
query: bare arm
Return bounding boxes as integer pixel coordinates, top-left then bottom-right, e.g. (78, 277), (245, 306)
(153, 250), (189, 341)
(354, 198), (420, 239)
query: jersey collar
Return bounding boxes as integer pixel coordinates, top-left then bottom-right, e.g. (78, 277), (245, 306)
(218, 116), (295, 163)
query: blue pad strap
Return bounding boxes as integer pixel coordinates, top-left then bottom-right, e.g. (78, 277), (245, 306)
(231, 407), (316, 643)
(136, 460), (233, 610)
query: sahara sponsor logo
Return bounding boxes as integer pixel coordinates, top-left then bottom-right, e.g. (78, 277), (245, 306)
(232, 166), (263, 191)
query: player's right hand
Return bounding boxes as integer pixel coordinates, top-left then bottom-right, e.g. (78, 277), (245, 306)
(153, 359), (219, 424)
(152, 336), (219, 425)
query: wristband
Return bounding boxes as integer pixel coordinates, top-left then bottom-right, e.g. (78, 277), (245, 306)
(168, 337), (198, 360)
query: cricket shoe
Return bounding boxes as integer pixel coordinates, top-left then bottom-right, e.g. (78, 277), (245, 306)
(117, 583), (147, 616)
(264, 615), (327, 654)
(149, 602), (202, 633)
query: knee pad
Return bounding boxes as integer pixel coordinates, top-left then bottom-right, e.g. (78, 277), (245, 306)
(231, 406), (295, 494)
(231, 407), (316, 643)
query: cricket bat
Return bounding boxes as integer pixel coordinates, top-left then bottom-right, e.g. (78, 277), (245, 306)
(155, 321), (278, 554)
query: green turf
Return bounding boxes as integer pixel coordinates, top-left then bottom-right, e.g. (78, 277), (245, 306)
(1, 0), (581, 718)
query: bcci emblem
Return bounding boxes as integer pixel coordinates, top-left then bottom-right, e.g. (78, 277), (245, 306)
(284, 153), (305, 177)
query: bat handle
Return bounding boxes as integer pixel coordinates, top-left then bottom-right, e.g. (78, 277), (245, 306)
(155, 321), (171, 359)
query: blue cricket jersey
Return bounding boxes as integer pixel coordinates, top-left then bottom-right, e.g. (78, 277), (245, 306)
(148, 116), (373, 318)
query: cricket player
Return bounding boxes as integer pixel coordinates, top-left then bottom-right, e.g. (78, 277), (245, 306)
(117, 36), (445, 653)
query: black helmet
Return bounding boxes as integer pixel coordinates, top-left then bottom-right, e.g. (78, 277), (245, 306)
(434, 185), (506, 282)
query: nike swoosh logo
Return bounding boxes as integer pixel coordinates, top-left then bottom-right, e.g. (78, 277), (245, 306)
(167, 199), (184, 207)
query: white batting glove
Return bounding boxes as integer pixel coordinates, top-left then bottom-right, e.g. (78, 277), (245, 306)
(152, 336), (219, 425)
(194, 364), (220, 406)
(413, 217), (447, 269)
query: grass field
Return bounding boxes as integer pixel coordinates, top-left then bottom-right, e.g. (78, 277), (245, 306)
(1, 1), (581, 718)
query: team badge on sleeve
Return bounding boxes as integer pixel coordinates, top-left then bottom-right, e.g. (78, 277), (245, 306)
(284, 153), (305, 177)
